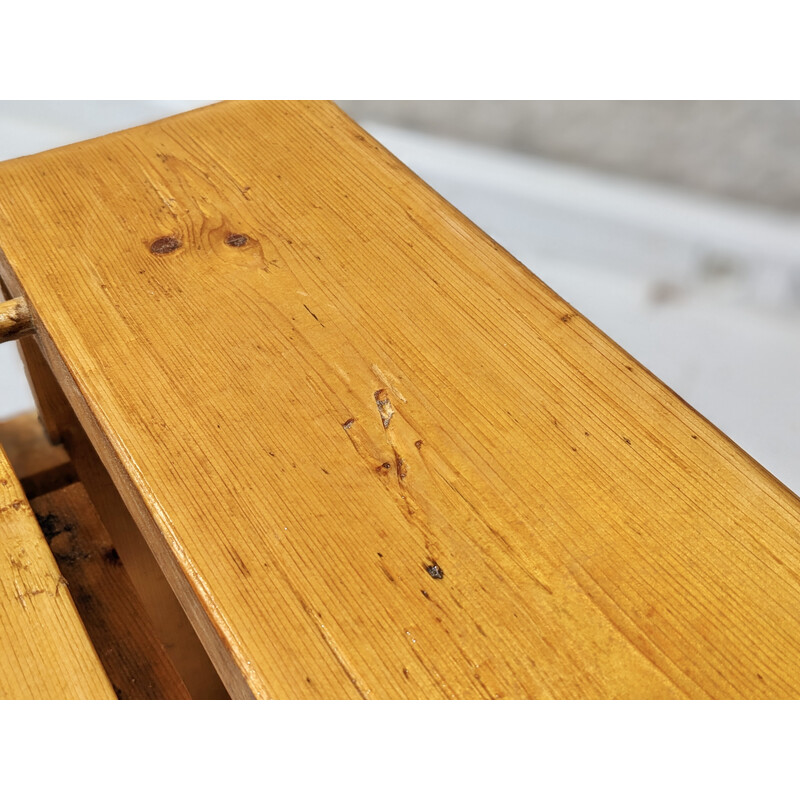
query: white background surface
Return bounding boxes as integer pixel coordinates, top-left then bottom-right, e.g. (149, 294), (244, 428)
(2, 102), (800, 497)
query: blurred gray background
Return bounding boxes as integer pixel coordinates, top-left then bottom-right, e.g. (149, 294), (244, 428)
(339, 101), (800, 214)
(2, 101), (800, 494)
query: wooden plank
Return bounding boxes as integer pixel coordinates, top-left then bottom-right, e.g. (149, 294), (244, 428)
(7, 346), (228, 699)
(1, 101), (800, 698)
(0, 411), (202, 697)
(31, 482), (192, 699)
(0, 440), (115, 699)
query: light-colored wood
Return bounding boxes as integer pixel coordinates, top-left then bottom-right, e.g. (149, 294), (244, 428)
(0, 296), (33, 343)
(2, 101), (800, 698)
(0, 440), (115, 699)
(31, 482), (192, 699)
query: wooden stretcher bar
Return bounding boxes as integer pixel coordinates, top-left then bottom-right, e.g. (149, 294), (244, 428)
(0, 434), (115, 699)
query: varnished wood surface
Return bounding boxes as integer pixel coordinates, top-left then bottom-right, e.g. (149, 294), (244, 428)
(0, 440), (114, 699)
(1, 101), (800, 698)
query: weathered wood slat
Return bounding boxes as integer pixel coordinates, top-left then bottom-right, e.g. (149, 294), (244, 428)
(0, 411), (199, 698)
(4, 359), (229, 699)
(31, 482), (192, 700)
(1, 101), (800, 698)
(0, 440), (115, 699)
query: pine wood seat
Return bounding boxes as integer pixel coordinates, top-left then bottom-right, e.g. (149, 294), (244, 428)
(1, 101), (800, 698)
(0, 439), (115, 699)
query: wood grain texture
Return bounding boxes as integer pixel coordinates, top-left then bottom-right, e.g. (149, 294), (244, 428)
(31, 482), (192, 700)
(0, 441), (115, 699)
(0, 411), (197, 698)
(1, 101), (800, 698)
(10, 348), (227, 699)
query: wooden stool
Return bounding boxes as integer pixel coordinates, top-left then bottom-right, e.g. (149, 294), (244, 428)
(1, 101), (799, 698)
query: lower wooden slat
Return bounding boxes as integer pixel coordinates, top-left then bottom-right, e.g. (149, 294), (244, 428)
(0, 440), (115, 699)
(31, 482), (191, 700)
(1, 409), (216, 699)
